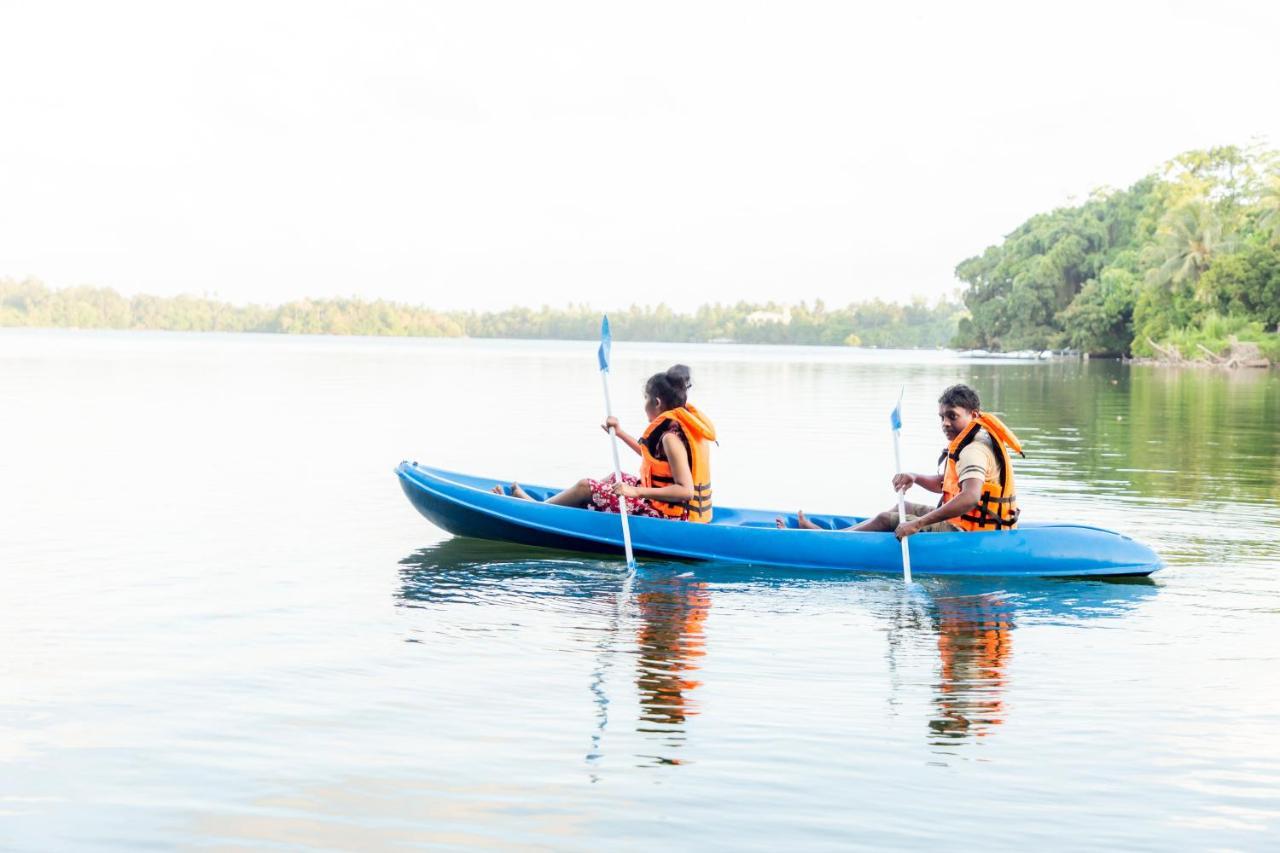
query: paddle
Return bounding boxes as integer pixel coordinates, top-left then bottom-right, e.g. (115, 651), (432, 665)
(597, 315), (637, 570)
(890, 388), (913, 584)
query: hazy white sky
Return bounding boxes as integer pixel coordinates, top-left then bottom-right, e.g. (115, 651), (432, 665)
(2, 0), (1277, 311)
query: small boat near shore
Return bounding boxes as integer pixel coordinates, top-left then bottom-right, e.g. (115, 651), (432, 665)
(396, 463), (1164, 578)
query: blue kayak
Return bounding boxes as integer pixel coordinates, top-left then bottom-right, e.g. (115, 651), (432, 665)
(395, 462), (1164, 578)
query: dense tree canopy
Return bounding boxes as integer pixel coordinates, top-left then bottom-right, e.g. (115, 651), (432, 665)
(954, 145), (1280, 360)
(0, 281), (966, 349)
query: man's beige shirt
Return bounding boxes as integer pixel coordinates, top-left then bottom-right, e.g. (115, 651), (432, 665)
(956, 430), (998, 486)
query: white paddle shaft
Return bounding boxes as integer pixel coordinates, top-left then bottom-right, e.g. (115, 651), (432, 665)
(893, 429), (913, 584)
(600, 371), (636, 570)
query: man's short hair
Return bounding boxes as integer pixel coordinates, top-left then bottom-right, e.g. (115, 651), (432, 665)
(938, 384), (981, 412)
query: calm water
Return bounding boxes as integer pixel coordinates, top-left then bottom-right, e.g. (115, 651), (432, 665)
(2, 330), (1279, 850)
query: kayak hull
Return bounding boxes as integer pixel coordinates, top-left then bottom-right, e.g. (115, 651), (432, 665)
(395, 462), (1164, 578)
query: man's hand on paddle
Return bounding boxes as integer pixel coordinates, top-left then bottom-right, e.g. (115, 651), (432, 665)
(892, 473), (915, 493)
(894, 519), (922, 540)
(601, 416), (620, 433)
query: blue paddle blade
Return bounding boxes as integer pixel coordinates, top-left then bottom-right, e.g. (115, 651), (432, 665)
(597, 315), (612, 372)
(889, 401), (902, 431)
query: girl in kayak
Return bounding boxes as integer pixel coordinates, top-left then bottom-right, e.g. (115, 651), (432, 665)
(494, 364), (718, 521)
(777, 383), (1022, 538)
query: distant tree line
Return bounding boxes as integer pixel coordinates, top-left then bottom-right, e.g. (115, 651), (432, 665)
(954, 145), (1280, 360)
(0, 279), (966, 349)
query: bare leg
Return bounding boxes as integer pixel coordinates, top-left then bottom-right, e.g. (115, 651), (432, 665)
(544, 478), (592, 507)
(849, 509), (896, 532)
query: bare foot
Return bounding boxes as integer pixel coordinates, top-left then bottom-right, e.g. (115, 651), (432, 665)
(492, 482), (531, 499)
(777, 510), (813, 529)
(796, 509), (821, 530)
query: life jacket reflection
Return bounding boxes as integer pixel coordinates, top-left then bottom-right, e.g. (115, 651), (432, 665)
(636, 579), (710, 731)
(930, 594), (1013, 740)
(639, 405), (717, 522)
(939, 412), (1023, 531)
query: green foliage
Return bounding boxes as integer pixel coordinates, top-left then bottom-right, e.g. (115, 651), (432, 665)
(1057, 266), (1139, 356)
(0, 282), (465, 338)
(0, 279), (967, 349)
(1156, 312), (1280, 362)
(956, 145), (1280, 359)
(1144, 200), (1231, 294)
(1155, 145), (1270, 219)
(955, 177), (1160, 352)
(1196, 243), (1280, 329)
(1259, 174), (1280, 239)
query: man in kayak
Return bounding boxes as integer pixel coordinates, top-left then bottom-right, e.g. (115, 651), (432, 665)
(780, 384), (1023, 539)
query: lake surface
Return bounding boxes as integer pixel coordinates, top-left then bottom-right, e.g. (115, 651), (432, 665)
(2, 329), (1278, 850)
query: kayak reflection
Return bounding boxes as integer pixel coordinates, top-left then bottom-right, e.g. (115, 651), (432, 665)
(398, 540), (1161, 767)
(397, 538), (623, 613)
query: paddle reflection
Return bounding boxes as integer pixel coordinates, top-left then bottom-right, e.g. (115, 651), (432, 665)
(396, 540), (712, 770)
(633, 573), (710, 764)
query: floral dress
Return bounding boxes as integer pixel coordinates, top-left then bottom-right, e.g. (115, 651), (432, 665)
(586, 422), (687, 520)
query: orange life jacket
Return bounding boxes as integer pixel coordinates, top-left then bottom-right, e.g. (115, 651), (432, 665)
(639, 405), (716, 522)
(938, 413), (1023, 531)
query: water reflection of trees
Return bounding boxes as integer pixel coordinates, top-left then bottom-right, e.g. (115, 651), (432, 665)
(970, 361), (1280, 508)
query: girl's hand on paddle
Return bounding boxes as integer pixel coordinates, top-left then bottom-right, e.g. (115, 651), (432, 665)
(894, 519), (921, 540)
(612, 481), (640, 499)
(604, 419), (644, 457)
(892, 473), (915, 493)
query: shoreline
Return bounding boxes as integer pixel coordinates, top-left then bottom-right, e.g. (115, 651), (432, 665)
(1125, 357), (1276, 370)
(4, 324), (1275, 369)
(1126, 336), (1275, 370)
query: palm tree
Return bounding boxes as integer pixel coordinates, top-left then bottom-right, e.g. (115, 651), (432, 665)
(1145, 202), (1232, 301)
(1258, 175), (1280, 239)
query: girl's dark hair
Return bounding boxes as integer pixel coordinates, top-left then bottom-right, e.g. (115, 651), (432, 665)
(938, 384), (981, 412)
(645, 364), (692, 410)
